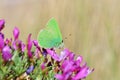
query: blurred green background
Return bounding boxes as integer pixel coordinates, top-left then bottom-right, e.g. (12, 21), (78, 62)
(0, 0), (120, 80)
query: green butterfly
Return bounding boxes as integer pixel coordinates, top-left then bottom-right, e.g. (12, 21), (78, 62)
(37, 18), (63, 49)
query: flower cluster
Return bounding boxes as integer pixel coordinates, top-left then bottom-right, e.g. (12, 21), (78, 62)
(0, 19), (42, 79)
(0, 19), (93, 80)
(46, 49), (94, 80)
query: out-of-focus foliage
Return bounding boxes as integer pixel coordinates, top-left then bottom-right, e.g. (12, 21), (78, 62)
(0, 0), (120, 80)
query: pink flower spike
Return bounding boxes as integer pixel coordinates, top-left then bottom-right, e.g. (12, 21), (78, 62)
(27, 34), (32, 50)
(27, 34), (33, 58)
(13, 27), (19, 40)
(0, 19), (5, 31)
(0, 35), (4, 50)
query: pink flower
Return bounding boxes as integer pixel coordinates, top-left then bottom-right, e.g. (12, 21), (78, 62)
(54, 49), (94, 80)
(41, 63), (46, 70)
(0, 19), (5, 31)
(2, 45), (12, 61)
(47, 49), (60, 61)
(0, 35), (4, 50)
(33, 40), (41, 51)
(13, 27), (19, 40)
(46, 48), (70, 62)
(27, 34), (33, 58)
(72, 63), (94, 80)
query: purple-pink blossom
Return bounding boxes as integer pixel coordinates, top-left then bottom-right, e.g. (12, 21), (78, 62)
(0, 19), (5, 31)
(72, 63), (94, 80)
(13, 27), (19, 40)
(12, 27), (24, 51)
(41, 63), (46, 70)
(33, 40), (41, 51)
(2, 45), (12, 61)
(0, 35), (4, 50)
(46, 48), (94, 80)
(27, 34), (33, 58)
(46, 48), (71, 62)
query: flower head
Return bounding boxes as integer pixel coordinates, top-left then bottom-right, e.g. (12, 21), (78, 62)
(54, 49), (94, 80)
(2, 45), (12, 61)
(13, 27), (19, 40)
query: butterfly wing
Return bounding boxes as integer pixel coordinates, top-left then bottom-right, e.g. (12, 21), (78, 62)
(37, 18), (62, 48)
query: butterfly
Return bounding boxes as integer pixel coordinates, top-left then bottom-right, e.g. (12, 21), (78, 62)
(37, 18), (63, 49)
